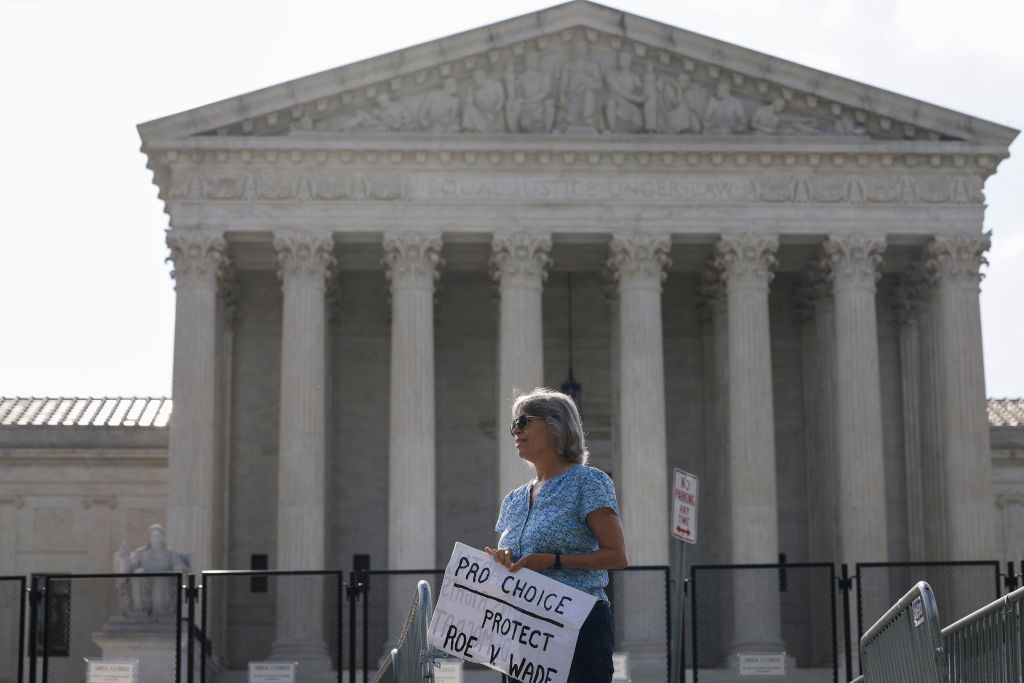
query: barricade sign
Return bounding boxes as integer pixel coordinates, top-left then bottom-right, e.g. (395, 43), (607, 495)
(249, 661), (297, 682)
(85, 659), (139, 683)
(427, 542), (597, 683)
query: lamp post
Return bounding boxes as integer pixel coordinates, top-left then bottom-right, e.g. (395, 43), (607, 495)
(560, 272), (582, 412)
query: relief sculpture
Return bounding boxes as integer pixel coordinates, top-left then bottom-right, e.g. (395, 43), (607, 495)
(603, 51), (647, 133)
(235, 33), (936, 141)
(462, 69), (506, 133)
(660, 73), (703, 134)
(504, 52), (555, 133)
(418, 77), (461, 132)
(557, 38), (603, 132)
(702, 81), (747, 134)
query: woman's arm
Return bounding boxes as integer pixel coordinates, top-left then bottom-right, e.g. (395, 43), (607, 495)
(506, 507), (628, 573)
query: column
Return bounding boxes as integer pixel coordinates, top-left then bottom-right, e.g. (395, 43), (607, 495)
(926, 233), (996, 560)
(606, 232), (671, 565)
(490, 232), (552, 499)
(165, 230), (225, 572)
(823, 234), (888, 564)
(893, 265), (927, 560)
(714, 233), (780, 564)
(796, 263), (836, 563)
(715, 233), (782, 656)
(917, 283), (948, 560)
(383, 231), (443, 570)
(271, 230), (335, 671)
(698, 264), (730, 563)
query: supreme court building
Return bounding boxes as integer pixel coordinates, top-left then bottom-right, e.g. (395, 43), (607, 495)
(3, 0), (1022, 599)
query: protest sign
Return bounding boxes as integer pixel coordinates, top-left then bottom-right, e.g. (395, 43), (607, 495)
(427, 543), (597, 683)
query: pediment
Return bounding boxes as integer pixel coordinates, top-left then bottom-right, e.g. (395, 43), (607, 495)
(139, 1), (1016, 148)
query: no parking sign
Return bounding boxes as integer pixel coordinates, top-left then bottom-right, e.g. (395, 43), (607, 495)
(671, 468), (698, 543)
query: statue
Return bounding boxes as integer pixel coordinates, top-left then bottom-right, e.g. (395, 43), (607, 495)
(115, 524), (190, 619)
(834, 111), (867, 136)
(557, 37), (602, 132)
(504, 53), (555, 133)
(703, 81), (747, 134)
(751, 97), (786, 134)
(335, 92), (410, 132)
(751, 96), (822, 135)
(418, 77), (461, 132)
(603, 50), (646, 133)
(661, 73), (702, 134)
(642, 62), (658, 133)
(462, 69), (506, 133)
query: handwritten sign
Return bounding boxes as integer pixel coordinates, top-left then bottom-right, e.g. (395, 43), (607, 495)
(428, 543), (597, 683)
(248, 662), (296, 682)
(85, 659), (138, 683)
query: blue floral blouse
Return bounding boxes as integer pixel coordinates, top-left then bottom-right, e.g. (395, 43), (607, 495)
(495, 464), (619, 602)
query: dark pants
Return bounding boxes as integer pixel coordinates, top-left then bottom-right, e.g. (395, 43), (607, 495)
(567, 600), (614, 683)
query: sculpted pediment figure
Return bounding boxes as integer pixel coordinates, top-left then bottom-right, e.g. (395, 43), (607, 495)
(139, 2), (1015, 149)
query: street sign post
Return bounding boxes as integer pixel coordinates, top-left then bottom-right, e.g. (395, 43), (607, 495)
(671, 468), (699, 683)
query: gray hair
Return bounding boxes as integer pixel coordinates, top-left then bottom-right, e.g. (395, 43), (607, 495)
(511, 388), (589, 465)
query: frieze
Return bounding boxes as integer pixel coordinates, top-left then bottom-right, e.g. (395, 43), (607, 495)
(166, 165), (984, 207)
(206, 29), (955, 142)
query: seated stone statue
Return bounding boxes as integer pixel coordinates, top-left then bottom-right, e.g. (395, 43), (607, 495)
(115, 524), (190, 619)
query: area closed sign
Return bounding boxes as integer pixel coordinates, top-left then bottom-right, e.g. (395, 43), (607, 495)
(672, 468), (698, 543)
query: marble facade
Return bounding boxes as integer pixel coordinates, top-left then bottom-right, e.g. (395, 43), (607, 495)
(135, 1), (1016, 572)
(0, 1), (1022, 673)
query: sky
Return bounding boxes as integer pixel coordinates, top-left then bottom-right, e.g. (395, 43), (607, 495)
(1, 0), (1021, 399)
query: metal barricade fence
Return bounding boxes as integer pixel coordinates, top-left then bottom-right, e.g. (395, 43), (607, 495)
(372, 580), (437, 683)
(941, 584), (1024, 681)
(200, 570), (344, 682)
(856, 562), (1000, 649)
(0, 576), (25, 683)
(33, 572), (184, 683)
(856, 581), (946, 683)
(359, 566), (672, 683)
(690, 563), (838, 682)
(362, 570), (445, 681)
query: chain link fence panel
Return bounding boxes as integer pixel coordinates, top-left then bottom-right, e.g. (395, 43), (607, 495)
(691, 563), (837, 682)
(37, 573), (182, 683)
(201, 570), (343, 682)
(0, 576), (24, 683)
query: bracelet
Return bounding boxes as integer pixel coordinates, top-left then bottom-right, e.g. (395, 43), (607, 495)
(553, 552), (562, 569)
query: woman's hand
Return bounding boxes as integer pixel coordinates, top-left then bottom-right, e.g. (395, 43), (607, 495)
(509, 553), (557, 573)
(485, 546), (514, 569)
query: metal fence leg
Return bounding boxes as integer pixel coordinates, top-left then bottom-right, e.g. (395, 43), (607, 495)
(840, 564), (853, 680)
(27, 576), (38, 683)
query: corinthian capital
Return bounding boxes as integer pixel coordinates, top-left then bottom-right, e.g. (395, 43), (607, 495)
(489, 232), (553, 290)
(714, 232), (778, 291)
(822, 233), (886, 292)
(891, 262), (928, 327)
(382, 231), (444, 292)
(925, 232), (991, 290)
(273, 231), (336, 289)
(166, 230), (226, 287)
(606, 233), (672, 292)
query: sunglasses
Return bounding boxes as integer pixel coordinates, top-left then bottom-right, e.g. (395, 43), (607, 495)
(509, 415), (543, 436)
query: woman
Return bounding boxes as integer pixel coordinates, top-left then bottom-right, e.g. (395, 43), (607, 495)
(487, 388), (628, 683)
